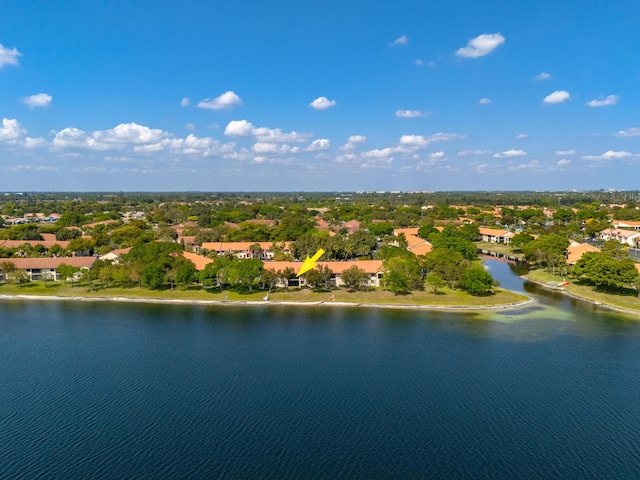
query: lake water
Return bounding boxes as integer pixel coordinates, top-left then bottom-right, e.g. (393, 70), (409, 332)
(1, 260), (640, 478)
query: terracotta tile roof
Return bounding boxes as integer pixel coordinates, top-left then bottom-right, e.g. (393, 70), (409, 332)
(41, 233), (57, 242)
(264, 260), (384, 274)
(180, 235), (197, 245)
(405, 234), (426, 248)
(3, 257), (97, 269)
(566, 243), (601, 265)
(201, 242), (290, 252)
(0, 239), (70, 249)
(478, 227), (511, 236)
(613, 220), (640, 228)
(394, 228), (420, 236)
(181, 251), (213, 271)
(409, 242), (433, 256)
(110, 247), (132, 256)
(601, 228), (640, 239)
(341, 220), (361, 233)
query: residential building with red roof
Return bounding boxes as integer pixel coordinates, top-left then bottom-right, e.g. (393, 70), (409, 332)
(201, 242), (290, 260)
(0, 257), (96, 281)
(599, 228), (640, 247)
(566, 243), (601, 265)
(0, 239), (70, 250)
(612, 220), (640, 231)
(263, 260), (384, 288)
(181, 251), (213, 271)
(478, 227), (514, 245)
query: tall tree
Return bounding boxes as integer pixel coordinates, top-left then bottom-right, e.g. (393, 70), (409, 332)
(461, 265), (495, 295)
(341, 265), (369, 290)
(0, 261), (16, 283)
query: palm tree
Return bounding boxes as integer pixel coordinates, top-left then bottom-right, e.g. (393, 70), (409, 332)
(279, 267), (295, 290)
(249, 243), (263, 259)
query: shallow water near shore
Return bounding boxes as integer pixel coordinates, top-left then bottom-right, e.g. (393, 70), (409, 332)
(1, 260), (640, 478)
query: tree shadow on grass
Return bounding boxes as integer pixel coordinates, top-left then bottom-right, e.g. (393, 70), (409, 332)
(575, 279), (639, 298)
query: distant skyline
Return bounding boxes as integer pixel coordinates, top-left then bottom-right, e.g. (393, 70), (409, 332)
(1, 0), (640, 191)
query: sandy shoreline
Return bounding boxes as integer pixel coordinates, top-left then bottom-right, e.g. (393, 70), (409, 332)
(0, 293), (533, 312)
(522, 276), (640, 316)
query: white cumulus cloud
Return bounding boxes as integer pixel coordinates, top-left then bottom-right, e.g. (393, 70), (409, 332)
(251, 143), (297, 155)
(399, 133), (464, 150)
(310, 96), (336, 110)
(516, 133), (528, 139)
(362, 148), (395, 159)
(556, 149), (575, 155)
(479, 98), (491, 105)
(22, 93), (52, 108)
(395, 109), (430, 118)
(252, 127), (311, 143)
(252, 142), (280, 154)
(224, 119), (254, 137)
(586, 95), (619, 107)
(543, 90), (571, 104)
(399, 135), (430, 147)
(457, 149), (490, 157)
(52, 123), (171, 151)
(197, 91), (242, 110)
(181, 97), (190, 107)
(307, 139), (331, 151)
(393, 35), (409, 45)
(223, 120), (311, 142)
(533, 72), (552, 81)
(24, 137), (47, 148)
(93, 122), (167, 145)
(614, 127), (640, 137)
(494, 149), (526, 158)
(0, 44), (22, 68)
(52, 128), (93, 149)
(581, 150), (633, 160)
(0, 118), (26, 141)
(557, 159), (571, 166)
(341, 135), (367, 151)
(455, 33), (505, 58)
(428, 132), (465, 142)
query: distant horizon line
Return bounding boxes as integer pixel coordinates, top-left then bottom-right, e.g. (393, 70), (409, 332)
(1, 189), (639, 195)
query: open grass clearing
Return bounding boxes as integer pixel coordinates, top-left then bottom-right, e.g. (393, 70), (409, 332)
(475, 241), (524, 260)
(526, 269), (640, 313)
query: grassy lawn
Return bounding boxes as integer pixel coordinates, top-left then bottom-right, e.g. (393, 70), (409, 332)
(526, 269), (640, 313)
(475, 241), (524, 260)
(0, 280), (528, 308)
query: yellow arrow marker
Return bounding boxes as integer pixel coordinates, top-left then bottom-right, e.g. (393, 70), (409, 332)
(296, 248), (325, 277)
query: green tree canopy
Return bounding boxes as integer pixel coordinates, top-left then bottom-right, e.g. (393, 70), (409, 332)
(383, 256), (423, 291)
(572, 252), (640, 292)
(340, 265), (369, 290)
(428, 226), (478, 261)
(461, 265), (495, 295)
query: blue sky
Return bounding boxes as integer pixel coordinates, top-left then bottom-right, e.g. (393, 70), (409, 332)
(1, 0), (640, 192)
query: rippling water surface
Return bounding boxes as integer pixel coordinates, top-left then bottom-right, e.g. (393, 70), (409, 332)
(1, 260), (640, 478)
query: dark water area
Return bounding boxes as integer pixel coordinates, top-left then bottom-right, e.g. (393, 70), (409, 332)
(1, 260), (640, 478)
